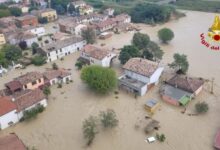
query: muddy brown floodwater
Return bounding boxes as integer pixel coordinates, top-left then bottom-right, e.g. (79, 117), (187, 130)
(0, 10), (220, 150)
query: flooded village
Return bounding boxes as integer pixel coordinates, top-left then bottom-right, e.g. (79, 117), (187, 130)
(0, 0), (220, 150)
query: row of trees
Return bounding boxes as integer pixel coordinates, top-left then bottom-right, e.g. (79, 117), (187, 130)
(83, 109), (118, 146)
(0, 4), (22, 18)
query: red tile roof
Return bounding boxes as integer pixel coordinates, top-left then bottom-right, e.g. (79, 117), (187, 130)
(0, 133), (26, 150)
(43, 69), (71, 80)
(82, 45), (110, 60)
(13, 89), (46, 112)
(166, 75), (204, 93)
(0, 97), (17, 116)
(123, 58), (158, 77)
(14, 72), (43, 85)
(215, 130), (220, 149)
(5, 81), (22, 92)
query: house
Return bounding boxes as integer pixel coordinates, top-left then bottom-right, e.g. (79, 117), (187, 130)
(32, 0), (47, 9)
(37, 37), (86, 62)
(31, 8), (57, 22)
(0, 16), (17, 28)
(118, 58), (164, 96)
(103, 8), (115, 17)
(71, 13), (108, 24)
(70, 0), (86, 9)
(144, 99), (160, 114)
(78, 5), (94, 15)
(24, 26), (46, 37)
(59, 18), (87, 35)
(43, 69), (71, 85)
(5, 72), (44, 93)
(113, 14), (131, 24)
(15, 15), (38, 28)
(79, 44), (116, 67)
(0, 133), (26, 150)
(0, 97), (18, 130)
(0, 33), (6, 45)
(8, 31), (38, 47)
(12, 89), (47, 120)
(160, 75), (204, 106)
(51, 32), (72, 41)
(94, 19), (117, 33)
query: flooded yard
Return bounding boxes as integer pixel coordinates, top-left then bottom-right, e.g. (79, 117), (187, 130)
(0, 10), (220, 150)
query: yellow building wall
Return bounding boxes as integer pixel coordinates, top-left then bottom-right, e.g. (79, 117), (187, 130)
(23, 78), (45, 90)
(41, 11), (57, 22)
(0, 34), (6, 45)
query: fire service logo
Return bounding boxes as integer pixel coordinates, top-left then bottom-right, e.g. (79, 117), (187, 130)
(200, 16), (220, 51)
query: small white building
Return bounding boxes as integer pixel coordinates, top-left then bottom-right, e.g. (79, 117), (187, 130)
(79, 44), (116, 67)
(43, 69), (72, 85)
(119, 58), (164, 96)
(38, 37), (86, 62)
(103, 8), (115, 17)
(0, 97), (19, 130)
(0, 89), (47, 130)
(25, 26), (46, 37)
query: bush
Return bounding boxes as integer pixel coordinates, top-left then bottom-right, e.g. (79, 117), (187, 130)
(195, 102), (209, 114)
(81, 66), (117, 94)
(52, 63), (58, 70)
(99, 109), (118, 128)
(75, 60), (85, 70)
(156, 133), (166, 142)
(22, 105), (45, 121)
(43, 86), (51, 97)
(19, 41), (27, 50)
(158, 28), (174, 43)
(31, 55), (46, 66)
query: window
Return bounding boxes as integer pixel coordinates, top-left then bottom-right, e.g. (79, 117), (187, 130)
(32, 81), (37, 85)
(24, 85), (27, 89)
(38, 79), (41, 83)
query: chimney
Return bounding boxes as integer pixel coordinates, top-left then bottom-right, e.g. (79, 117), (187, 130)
(11, 97), (15, 102)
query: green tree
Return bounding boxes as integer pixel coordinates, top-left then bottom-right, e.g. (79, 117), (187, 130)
(31, 42), (39, 54)
(43, 86), (51, 98)
(169, 53), (189, 74)
(75, 60), (84, 70)
(54, 4), (65, 15)
(119, 45), (140, 64)
(2, 44), (22, 61)
(38, 17), (48, 24)
(145, 41), (164, 61)
(158, 28), (174, 43)
(132, 32), (150, 50)
(31, 55), (46, 66)
(9, 7), (22, 17)
(68, 3), (76, 14)
(195, 102), (209, 114)
(19, 41), (27, 50)
(99, 109), (118, 129)
(82, 116), (98, 146)
(81, 66), (117, 94)
(0, 9), (11, 18)
(156, 133), (166, 142)
(142, 49), (153, 61)
(81, 27), (96, 44)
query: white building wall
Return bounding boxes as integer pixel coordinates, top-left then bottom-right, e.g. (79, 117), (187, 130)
(124, 70), (150, 84)
(140, 85), (147, 96)
(29, 27), (46, 37)
(149, 67), (164, 84)
(47, 40), (86, 62)
(0, 110), (19, 130)
(17, 99), (48, 120)
(26, 37), (38, 47)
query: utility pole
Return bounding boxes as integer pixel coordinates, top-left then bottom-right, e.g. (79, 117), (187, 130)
(211, 77), (214, 94)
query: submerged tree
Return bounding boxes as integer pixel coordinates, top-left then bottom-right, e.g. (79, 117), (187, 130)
(158, 28), (174, 43)
(99, 109), (119, 129)
(81, 27), (96, 44)
(82, 116), (98, 146)
(195, 102), (209, 114)
(119, 45), (140, 64)
(132, 32), (150, 50)
(169, 53), (189, 74)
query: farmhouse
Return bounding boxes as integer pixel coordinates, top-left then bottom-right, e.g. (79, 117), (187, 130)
(79, 44), (116, 67)
(118, 58), (164, 96)
(24, 25), (46, 37)
(43, 69), (72, 85)
(160, 75), (204, 106)
(37, 37), (86, 62)
(94, 19), (117, 33)
(31, 8), (58, 22)
(5, 72), (44, 93)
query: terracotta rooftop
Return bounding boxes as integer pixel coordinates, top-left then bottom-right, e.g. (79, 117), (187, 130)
(82, 45), (110, 60)
(123, 58), (158, 77)
(166, 75), (204, 93)
(5, 81), (22, 92)
(0, 97), (17, 116)
(13, 89), (46, 112)
(14, 72), (43, 85)
(43, 69), (71, 80)
(16, 15), (37, 21)
(0, 133), (26, 150)
(95, 19), (116, 28)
